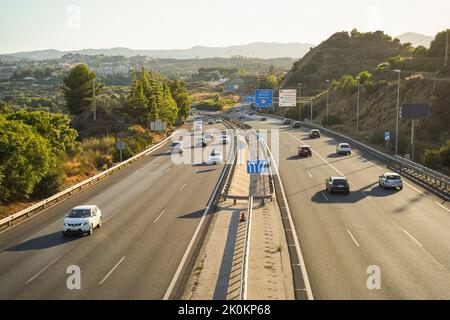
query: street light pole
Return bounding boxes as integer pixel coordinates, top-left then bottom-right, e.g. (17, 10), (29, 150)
(394, 70), (401, 155)
(356, 76), (360, 132)
(326, 80), (330, 125)
(310, 98), (313, 122)
(298, 83), (302, 121)
(445, 29), (449, 67)
(92, 78), (97, 121)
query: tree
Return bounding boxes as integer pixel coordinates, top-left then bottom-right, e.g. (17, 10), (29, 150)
(0, 116), (54, 202)
(61, 64), (99, 115)
(7, 110), (79, 155)
(170, 80), (192, 122)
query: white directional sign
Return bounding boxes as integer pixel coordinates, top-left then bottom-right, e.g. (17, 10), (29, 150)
(279, 89), (297, 107)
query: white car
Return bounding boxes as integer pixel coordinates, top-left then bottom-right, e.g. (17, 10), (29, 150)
(336, 143), (352, 155)
(171, 141), (184, 153)
(62, 205), (103, 236)
(379, 172), (403, 190)
(215, 119), (223, 123)
(207, 151), (223, 165)
(208, 119), (215, 125)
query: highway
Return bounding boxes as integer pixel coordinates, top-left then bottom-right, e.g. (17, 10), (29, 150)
(0, 116), (228, 299)
(247, 115), (450, 299)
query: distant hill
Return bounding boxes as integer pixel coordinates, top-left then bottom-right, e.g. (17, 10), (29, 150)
(0, 42), (314, 61)
(280, 30), (411, 95)
(396, 32), (434, 48)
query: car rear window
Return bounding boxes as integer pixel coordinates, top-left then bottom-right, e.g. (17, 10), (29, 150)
(301, 147), (310, 151)
(333, 179), (348, 185)
(340, 144), (350, 148)
(387, 175), (401, 180)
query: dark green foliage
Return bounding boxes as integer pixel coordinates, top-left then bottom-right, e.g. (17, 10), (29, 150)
(61, 64), (99, 115)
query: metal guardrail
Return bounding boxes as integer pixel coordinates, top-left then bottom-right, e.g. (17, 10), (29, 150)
(262, 113), (449, 197)
(0, 132), (177, 230)
(239, 195), (253, 300)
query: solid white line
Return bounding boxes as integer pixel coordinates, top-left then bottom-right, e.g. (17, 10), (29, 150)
(307, 172), (313, 178)
(99, 256), (126, 285)
(361, 191), (372, 201)
(260, 138), (314, 300)
(404, 182), (426, 196)
(153, 209), (166, 224)
(347, 230), (360, 248)
(104, 209), (121, 223)
(0, 252), (7, 258)
(402, 228), (423, 248)
(26, 255), (62, 284)
(321, 192), (329, 202)
(435, 202), (450, 213)
(287, 133), (345, 176)
(366, 160), (383, 170)
(179, 184), (186, 192)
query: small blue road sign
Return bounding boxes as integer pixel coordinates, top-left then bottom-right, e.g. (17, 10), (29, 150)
(385, 131), (390, 142)
(247, 160), (268, 174)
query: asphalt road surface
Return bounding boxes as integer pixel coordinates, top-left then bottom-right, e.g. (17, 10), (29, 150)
(247, 114), (450, 300)
(0, 116), (229, 299)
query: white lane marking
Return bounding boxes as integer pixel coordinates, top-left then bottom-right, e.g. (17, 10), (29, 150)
(403, 182), (426, 196)
(26, 255), (62, 284)
(165, 167), (171, 174)
(435, 202), (450, 213)
(179, 184), (186, 192)
(104, 209), (121, 223)
(99, 256), (126, 285)
(307, 172), (313, 178)
(402, 228), (423, 248)
(153, 209), (166, 224)
(361, 191), (372, 201)
(366, 160), (383, 170)
(287, 133), (344, 176)
(321, 192), (329, 202)
(0, 252), (7, 258)
(347, 230), (360, 248)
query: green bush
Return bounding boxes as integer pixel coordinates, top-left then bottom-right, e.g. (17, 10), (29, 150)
(322, 115), (343, 126)
(32, 168), (64, 199)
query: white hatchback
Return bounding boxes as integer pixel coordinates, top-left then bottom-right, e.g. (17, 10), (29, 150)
(379, 173), (403, 190)
(336, 143), (352, 155)
(62, 205), (103, 236)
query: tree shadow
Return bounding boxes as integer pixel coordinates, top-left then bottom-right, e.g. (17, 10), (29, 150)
(7, 231), (79, 252)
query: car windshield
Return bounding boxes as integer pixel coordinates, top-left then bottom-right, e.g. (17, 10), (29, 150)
(387, 175), (401, 180)
(68, 209), (91, 218)
(211, 152), (221, 156)
(171, 142), (180, 147)
(333, 179), (348, 185)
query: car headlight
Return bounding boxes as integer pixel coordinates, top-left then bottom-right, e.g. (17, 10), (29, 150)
(64, 223), (69, 227)
(82, 221), (90, 226)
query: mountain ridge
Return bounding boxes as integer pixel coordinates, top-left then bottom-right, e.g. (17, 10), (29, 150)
(0, 42), (314, 61)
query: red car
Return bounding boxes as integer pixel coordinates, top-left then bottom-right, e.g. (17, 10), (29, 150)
(298, 145), (312, 157)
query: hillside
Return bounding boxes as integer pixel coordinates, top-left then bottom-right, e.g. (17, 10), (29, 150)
(280, 30), (412, 96)
(278, 30), (450, 173)
(396, 32), (434, 48)
(0, 42), (314, 61)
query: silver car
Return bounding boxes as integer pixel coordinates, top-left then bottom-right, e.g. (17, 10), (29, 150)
(379, 173), (403, 190)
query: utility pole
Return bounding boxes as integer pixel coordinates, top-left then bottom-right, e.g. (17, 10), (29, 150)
(445, 29), (449, 67)
(325, 79), (330, 125)
(92, 78), (97, 121)
(310, 98), (314, 122)
(298, 83), (302, 121)
(356, 76), (361, 132)
(411, 120), (415, 161)
(394, 70), (401, 155)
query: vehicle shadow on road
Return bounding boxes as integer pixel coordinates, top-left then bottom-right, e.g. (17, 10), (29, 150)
(7, 232), (78, 252)
(178, 209), (205, 219)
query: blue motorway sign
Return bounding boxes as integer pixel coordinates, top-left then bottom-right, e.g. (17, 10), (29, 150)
(385, 131), (390, 142)
(247, 160), (268, 174)
(243, 95), (255, 104)
(255, 89), (273, 108)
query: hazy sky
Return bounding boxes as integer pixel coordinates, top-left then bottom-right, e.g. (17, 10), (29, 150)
(0, 0), (449, 53)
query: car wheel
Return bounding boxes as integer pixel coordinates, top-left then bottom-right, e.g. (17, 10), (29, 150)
(399, 187), (403, 191)
(98, 217), (103, 228)
(88, 225), (94, 235)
